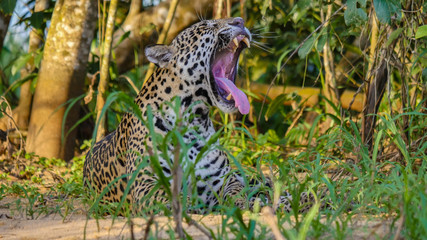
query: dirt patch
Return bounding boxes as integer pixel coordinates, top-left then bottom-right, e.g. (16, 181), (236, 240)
(0, 211), (221, 240)
(0, 203), (393, 240)
(0, 157), (395, 239)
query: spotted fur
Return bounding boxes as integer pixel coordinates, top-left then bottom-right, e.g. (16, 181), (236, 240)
(83, 18), (320, 213)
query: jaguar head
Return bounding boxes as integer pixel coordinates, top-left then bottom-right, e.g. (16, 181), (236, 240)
(145, 17), (251, 114)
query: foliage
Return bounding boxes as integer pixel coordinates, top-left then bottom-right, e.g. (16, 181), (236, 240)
(0, 0), (426, 239)
(1, 105), (425, 237)
(0, 0), (17, 15)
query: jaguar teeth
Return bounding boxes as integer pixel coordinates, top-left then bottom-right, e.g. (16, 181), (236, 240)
(232, 37), (239, 47)
(242, 37), (250, 48)
(226, 93), (232, 100)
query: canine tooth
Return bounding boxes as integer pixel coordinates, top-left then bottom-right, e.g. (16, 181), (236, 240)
(226, 93), (232, 100)
(242, 37), (250, 48)
(233, 37), (239, 47)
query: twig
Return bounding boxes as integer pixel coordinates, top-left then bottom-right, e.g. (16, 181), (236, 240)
(129, 218), (135, 240)
(284, 106), (305, 138)
(215, 0), (224, 19)
(348, 82), (365, 112)
(142, 214), (155, 240)
(258, 4), (346, 121)
(261, 206), (285, 240)
(0, 97), (25, 159)
(84, 71), (100, 104)
(185, 216), (213, 239)
(393, 211), (404, 240)
(119, 75), (139, 94)
(172, 121), (184, 238)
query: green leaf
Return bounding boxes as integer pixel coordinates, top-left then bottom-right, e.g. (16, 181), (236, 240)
(33, 49), (43, 68)
(11, 53), (32, 75)
(0, 0), (17, 15)
(415, 25), (427, 39)
(297, 200), (320, 240)
(373, 0), (401, 24)
(113, 31), (131, 48)
(422, 68), (427, 82)
(266, 129), (280, 143)
(22, 11), (52, 30)
(298, 34), (316, 59)
(11, 73), (37, 92)
(297, 0), (311, 8)
(29, 12), (45, 30)
(386, 28), (403, 47)
(344, 0), (368, 27)
(316, 33), (328, 51)
(265, 93), (291, 121)
(410, 48), (427, 72)
(372, 129), (383, 163)
(276, 48), (292, 73)
(261, 0), (269, 16)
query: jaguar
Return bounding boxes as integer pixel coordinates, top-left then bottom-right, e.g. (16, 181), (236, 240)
(83, 17), (318, 213)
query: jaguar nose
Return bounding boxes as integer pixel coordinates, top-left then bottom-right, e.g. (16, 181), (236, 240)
(229, 17), (245, 29)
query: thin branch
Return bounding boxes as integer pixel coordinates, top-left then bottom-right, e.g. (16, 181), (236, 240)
(261, 207), (285, 240)
(215, 0), (224, 19)
(185, 215), (213, 239)
(119, 75), (139, 94)
(172, 119), (184, 238)
(142, 215), (155, 240)
(95, 0), (119, 141)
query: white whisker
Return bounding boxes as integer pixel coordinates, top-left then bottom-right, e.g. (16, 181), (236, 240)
(252, 43), (273, 53)
(250, 27), (269, 33)
(252, 35), (278, 39)
(251, 31), (277, 35)
(195, 6), (207, 21)
(252, 40), (271, 48)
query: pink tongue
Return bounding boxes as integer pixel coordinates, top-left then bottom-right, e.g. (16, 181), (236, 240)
(215, 77), (250, 114)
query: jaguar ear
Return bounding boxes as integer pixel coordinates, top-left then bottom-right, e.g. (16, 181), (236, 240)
(145, 44), (174, 68)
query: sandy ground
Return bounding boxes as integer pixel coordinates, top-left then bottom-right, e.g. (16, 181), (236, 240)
(0, 204), (393, 240)
(0, 211), (224, 240)
(0, 158), (394, 239)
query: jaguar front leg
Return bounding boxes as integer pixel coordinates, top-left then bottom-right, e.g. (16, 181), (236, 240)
(129, 173), (170, 214)
(221, 173), (248, 209)
(276, 189), (331, 213)
(225, 173), (328, 213)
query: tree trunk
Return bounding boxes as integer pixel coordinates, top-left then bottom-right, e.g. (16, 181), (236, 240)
(26, 0), (97, 161)
(321, 4), (340, 124)
(95, 0), (119, 141)
(126, 0), (141, 20)
(0, 2), (15, 130)
(361, 11), (380, 151)
(362, 60), (388, 150)
(0, 11), (12, 55)
(16, 0), (50, 130)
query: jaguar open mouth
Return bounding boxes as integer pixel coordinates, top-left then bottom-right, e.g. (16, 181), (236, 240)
(211, 34), (250, 114)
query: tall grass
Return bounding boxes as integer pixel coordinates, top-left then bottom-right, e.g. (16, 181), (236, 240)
(1, 89), (426, 238)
